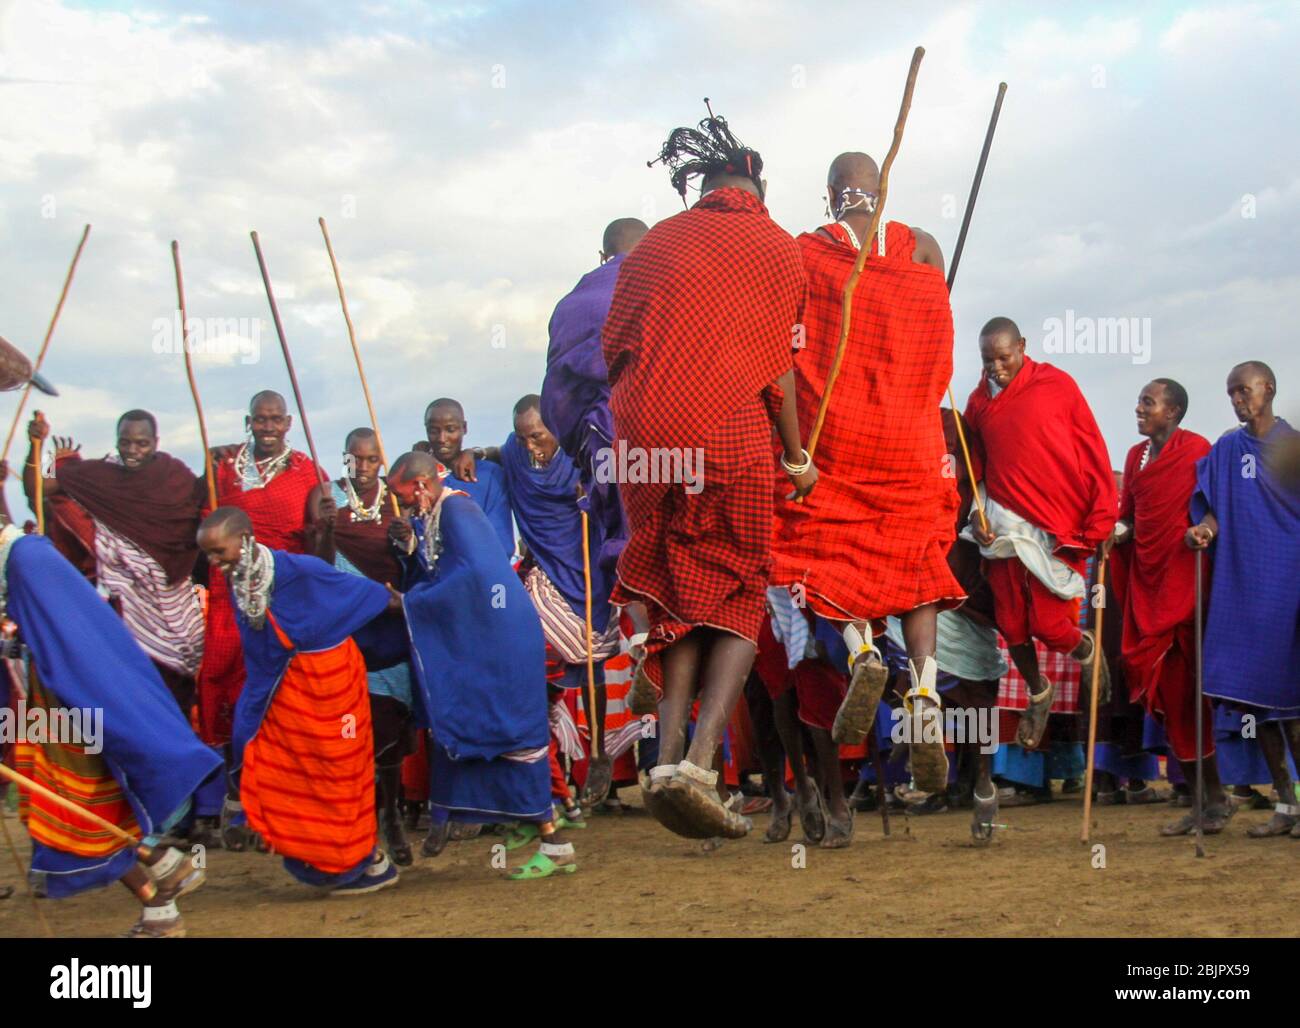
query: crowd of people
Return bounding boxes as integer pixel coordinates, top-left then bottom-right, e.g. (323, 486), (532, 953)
(1, 108), (1297, 938)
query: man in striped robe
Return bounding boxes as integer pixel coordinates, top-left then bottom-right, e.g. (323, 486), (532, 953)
(198, 506), (401, 894)
(25, 410), (206, 710)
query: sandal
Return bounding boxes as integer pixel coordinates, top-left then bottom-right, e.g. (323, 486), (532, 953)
(1245, 803), (1299, 838)
(1160, 803), (1235, 836)
(764, 797), (793, 843)
(151, 850), (206, 903)
(422, 818), (451, 858)
(641, 766), (714, 839)
(503, 822), (540, 851)
(1124, 786), (1165, 805)
(381, 807), (413, 867)
(1016, 675), (1054, 751)
(581, 754), (613, 809)
(508, 850), (577, 881)
(831, 651), (889, 745)
(971, 787), (998, 846)
(627, 660), (659, 716)
(1076, 630), (1112, 707)
(556, 807), (588, 830)
(795, 782), (826, 843)
(124, 914), (186, 938)
(1094, 789), (1122, 806)
(219, 796), (248, 852)
(819, 812), (854, 849)
(661, 761), (750, 839)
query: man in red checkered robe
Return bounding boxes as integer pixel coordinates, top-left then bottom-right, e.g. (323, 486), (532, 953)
(963, 318), (1116, 752)
(602, 109), (817, 840)
(199, 390), (322, 846)
(769, 152), (964, 811)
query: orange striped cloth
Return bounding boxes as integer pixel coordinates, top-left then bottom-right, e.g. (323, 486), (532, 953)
(240, 616), (376, 874)
(15, 669), (139, 858)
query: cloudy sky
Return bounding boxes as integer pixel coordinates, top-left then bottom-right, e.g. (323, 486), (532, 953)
(2, 0), (1296, 517)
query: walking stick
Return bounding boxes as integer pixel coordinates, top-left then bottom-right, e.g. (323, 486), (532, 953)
(249, 231), (327, 486)
(1194, 549), (1206, 858)
(318, 217), (400, 517)
(171, 242), (217, 510)
(0, 763), (147, 852)
(32, 432), (44, 535)
(942, 82), (1007, 536)
(580, 502), (601, 762)
(869, 731), (890, 836)
(805, 46), (924, 461)
(1080, 550), (1108, 843)
(2, 225), (91, 466)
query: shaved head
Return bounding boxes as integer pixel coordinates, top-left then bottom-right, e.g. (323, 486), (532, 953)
(602, 218), (648, 257)
(828, 152), (880, 192)
(1230, 360), (1276, 391)
(249, 390), (286, 415)
(423, 398), (464, 423)
(390, 449), (439, 481)
(199, 506), (252, 539)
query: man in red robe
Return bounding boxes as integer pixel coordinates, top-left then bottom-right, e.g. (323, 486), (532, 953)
(769, 152), (964, 813)
(201, 390), (321, 846)
(964, 318), (1116, 750)
(1104, 379), (1227, 833)
(602, 109), (817, 839)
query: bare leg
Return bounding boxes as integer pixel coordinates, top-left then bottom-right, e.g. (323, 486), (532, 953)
(744, 675), (793, 821)
(657, 632), (706, 766)
(684, 631), (756, 768)
(900, 603), (938, 661)
(1007, 642), (1040, 685)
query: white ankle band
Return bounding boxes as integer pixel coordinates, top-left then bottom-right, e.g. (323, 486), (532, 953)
(150, 848), (183, 878)
(842, 623), (875, 670)
(142, 901), (179, 922)
(675, 760), (718, 787)
(650, 764), (677, 783)
(903, 656), (940, 711)
(540, 841), (574, 857)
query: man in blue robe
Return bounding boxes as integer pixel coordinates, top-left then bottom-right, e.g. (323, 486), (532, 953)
(386, 451), (577, 879)
(1188, 360), (1300, 838)
(422, 397), (515, 557)
(1, 522), (220, 937)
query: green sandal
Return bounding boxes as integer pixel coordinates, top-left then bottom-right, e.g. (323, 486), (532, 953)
(503, 823), (540, 851)
(556, 811), (588, 830)
(508, 851), (577, 880)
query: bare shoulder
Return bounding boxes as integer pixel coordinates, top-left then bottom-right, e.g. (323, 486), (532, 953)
(910, 226), (945, 270)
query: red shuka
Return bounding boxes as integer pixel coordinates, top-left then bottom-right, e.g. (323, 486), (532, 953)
(964, 356), (1117, 551)
(197, 449), (320, 744)
(602, 187), (805, 674)
(1115, 428), (1212, 706)
(771, 222), (963, 621)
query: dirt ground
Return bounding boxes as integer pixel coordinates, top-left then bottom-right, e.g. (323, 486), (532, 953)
(2, 789), (1297, 938)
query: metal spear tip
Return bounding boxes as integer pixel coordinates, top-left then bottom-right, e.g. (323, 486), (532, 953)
(30, 371), (57, 396)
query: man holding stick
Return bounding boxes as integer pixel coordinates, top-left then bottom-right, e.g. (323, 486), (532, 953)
(602, 107), (816, 839)
(1187, 361), (1300, 838)
(2, 521), (220, 937)
(307, 427), (416, 866)
(200, 390), (321, 846)
(1104, 380), (1229, 834)
(769, 152), (964, 814)
(962, 318), (1116, 752)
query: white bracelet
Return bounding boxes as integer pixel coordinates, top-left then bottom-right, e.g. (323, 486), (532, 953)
(781, 449), (812, 476)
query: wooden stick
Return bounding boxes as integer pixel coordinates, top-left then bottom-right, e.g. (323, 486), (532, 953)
(805, 47), (924, 458)
(1080, 551), (1108, 843)
(0, 807), (54, 937)
(0, 762), (144, 849)
(580, 506), (601, 761)
(249, 231), (327, 485)
(1193, 549), (1206, 858)
(318, 217), (400, 517)
(171, 241), (217, 510)
(1, 224), (91, 465)
(32, 433), (44, 535)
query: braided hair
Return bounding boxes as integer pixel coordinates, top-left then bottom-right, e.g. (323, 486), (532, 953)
(649, 99), (764, 202)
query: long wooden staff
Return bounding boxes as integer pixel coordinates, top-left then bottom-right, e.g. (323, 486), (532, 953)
(32, 433), (44, 534)
(1193, 549), (1206, 858)
(580, 503), (601, 762)
(805, 47), (924, 458)
(250, 231), (327, 486)
(942, 83), (1007, 536)
(1080, 551), (1109, 843)
(171, 242), (217, 510)
(0, 763), (147, 852)
(1, 224), (91, 465)
(318, 217), (400, 516)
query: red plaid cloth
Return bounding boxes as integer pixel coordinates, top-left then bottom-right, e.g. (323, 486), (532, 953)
(603, 187), (805, 682)
(964, 356), (1117, 550)
(771, 222), (963, 620)
(995, 635), (1080, 713)
(197, 448), (321, 744)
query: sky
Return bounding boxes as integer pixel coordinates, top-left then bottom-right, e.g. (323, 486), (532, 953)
(2, 0), (1297, 517)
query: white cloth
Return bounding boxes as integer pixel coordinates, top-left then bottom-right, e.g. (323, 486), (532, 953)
(765, 585), (814, 670)
(959, 491), (1085, 601)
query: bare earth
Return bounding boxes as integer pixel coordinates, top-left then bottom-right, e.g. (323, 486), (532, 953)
(3, 791), (1297, 938)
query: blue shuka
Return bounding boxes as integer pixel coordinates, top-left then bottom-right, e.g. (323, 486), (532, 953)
(445, 458), (515, 559)
(1192, 421), (1300, 715)
(3, 535), (220, 896)
(499, 432), (611, 633)
(403, 494), (552, 823)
